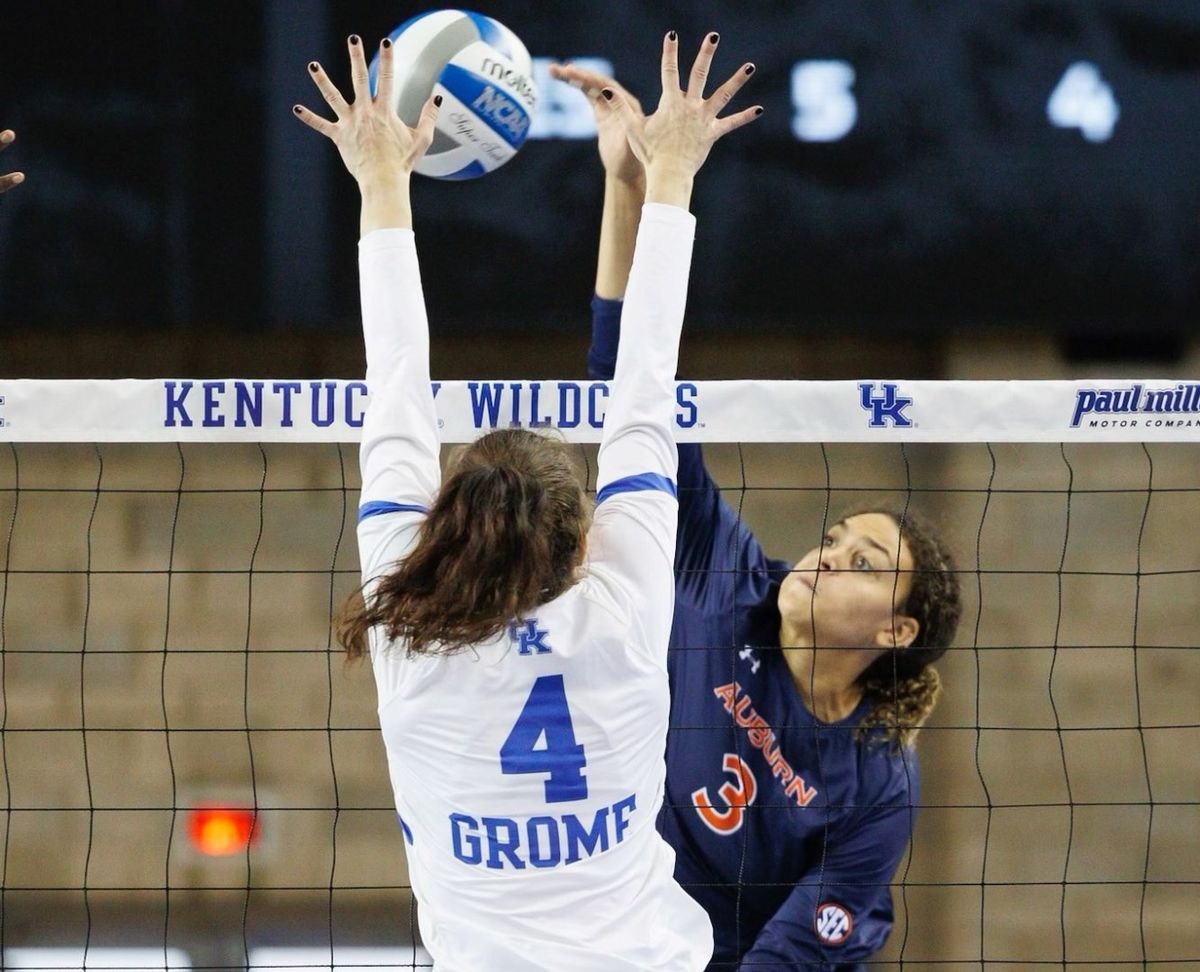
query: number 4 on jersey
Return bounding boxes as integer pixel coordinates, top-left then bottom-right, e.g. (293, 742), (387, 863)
(500, 674), (588, 803)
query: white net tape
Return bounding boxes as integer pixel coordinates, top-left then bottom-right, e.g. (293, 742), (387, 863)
(2, 379), (1199, 443)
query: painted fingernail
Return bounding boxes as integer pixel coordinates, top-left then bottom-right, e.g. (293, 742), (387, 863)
(745, 64), (755, 75)
(709, 32), (720, 44)
(667, 30), (677, 41)
(309, 61), (319, 73)
(293, 105), (303, 114)
(755, 107), (764, 116)
(434, 95), (443, 107)
(601, 88), (614, 101)
(382, 37), (391, 49)
(349, 35), (360, 45)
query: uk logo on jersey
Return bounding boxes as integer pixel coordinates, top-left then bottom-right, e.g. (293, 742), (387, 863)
(859, 382), (913, 428)
(814, 901), (853, 945)
(510, 618), (552, 655)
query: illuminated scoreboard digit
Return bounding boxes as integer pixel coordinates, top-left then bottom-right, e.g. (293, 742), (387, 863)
(1047, 62), (1119, 142)
(790, 61), (858, 142)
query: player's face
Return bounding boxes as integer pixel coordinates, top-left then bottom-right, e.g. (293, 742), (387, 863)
(778, 513), (917, 649)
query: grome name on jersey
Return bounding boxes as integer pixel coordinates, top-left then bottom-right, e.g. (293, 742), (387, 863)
(162, 380), (700, 430)
(449, 794), (637, 870)
(1071, 383), (1200, 428)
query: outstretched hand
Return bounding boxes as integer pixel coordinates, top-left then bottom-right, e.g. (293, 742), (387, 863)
(548, 64), (645, 187)
(0, 130), (24, 193)
(606, 31), (760, 205)
(293, 34), (440, 186)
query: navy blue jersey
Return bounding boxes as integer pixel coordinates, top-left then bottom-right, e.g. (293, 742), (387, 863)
(590, 297), (921, 971)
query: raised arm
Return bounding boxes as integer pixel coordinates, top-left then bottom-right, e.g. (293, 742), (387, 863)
(0, 130), (25, 193)
(596, 30), (761, 479)
(295, 35), (442, 578)
(548, 65), (646, 301)
(562, 53), (774, 609)
(591, 287), (786, 610)
(586, 31), (760, 647)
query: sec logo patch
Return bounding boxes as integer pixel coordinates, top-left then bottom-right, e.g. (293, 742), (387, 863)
(814, 901), (853, 945)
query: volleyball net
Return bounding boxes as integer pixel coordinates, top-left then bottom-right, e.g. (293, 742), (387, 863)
(1, 378), (1198, 970)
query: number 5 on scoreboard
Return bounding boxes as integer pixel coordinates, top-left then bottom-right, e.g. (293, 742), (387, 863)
(500, 674), (588, 803)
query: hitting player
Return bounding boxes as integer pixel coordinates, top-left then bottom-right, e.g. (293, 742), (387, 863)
(295, 30), (760, 972)
(552, 60), (963, 971)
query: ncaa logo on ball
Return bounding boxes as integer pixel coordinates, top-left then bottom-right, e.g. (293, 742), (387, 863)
(814, 901), (852, 945)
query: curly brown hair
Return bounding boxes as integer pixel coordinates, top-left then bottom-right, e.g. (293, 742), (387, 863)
(338, 429), (591, 660)
(849, 506), (962, 749)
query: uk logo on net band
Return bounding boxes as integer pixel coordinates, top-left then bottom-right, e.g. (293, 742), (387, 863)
(814, 901), (853, 945)
(859, 382), (913, 428)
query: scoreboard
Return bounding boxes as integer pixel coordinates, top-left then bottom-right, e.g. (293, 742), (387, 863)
(390, 0), (1200, 340)
(2, 1), (1198, 341)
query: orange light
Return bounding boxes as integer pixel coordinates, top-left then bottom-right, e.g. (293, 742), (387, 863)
(187, 805), (258, 857)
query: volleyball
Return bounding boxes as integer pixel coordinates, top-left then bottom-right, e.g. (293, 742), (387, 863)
(368, 9), (537, 180)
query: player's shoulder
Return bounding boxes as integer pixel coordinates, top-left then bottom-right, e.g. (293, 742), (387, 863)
(356, 508), (425, 576)
(575, 562), (652, 628)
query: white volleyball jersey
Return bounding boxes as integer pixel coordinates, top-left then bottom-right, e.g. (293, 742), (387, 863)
(355, 206), (712, 972)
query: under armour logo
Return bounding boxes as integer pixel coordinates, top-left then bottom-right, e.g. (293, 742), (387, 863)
(738, 647), (761, 674)
(510, 619), (553, 655)
(858, 382), (913, 428)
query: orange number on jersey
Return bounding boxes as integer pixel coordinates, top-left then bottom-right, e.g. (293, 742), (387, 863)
(691, 753), (758, 835)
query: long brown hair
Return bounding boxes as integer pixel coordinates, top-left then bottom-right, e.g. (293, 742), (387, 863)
(338, 429), (590, 660)
(851, 506), (961, 748)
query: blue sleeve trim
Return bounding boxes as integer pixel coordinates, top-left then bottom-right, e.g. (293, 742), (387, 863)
(358, 500), (428, 523)
(397, 812), (414, 846)
(596, 472), (678, 505)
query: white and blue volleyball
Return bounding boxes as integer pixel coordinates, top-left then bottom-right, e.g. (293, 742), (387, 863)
(368, 9), (536, 180)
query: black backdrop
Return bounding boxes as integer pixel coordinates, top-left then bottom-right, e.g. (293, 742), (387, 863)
(2, 1), (1198, 340)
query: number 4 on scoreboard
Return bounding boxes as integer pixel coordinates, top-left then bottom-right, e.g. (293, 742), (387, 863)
(500, 674), (588, 803)
(1047, 61), (1119, 142)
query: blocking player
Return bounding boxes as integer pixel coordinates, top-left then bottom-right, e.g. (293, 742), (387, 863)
(296, 31), (760, 971)
(552, 60), (962, 971)
(1, 130), (25, 193)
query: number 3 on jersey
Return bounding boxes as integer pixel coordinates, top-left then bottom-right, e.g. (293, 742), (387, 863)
(692, 753), (757, 834)
(500, 674), (588, 803)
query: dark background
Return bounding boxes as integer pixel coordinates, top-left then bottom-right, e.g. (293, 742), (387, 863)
(2, 1), (1199, 355)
